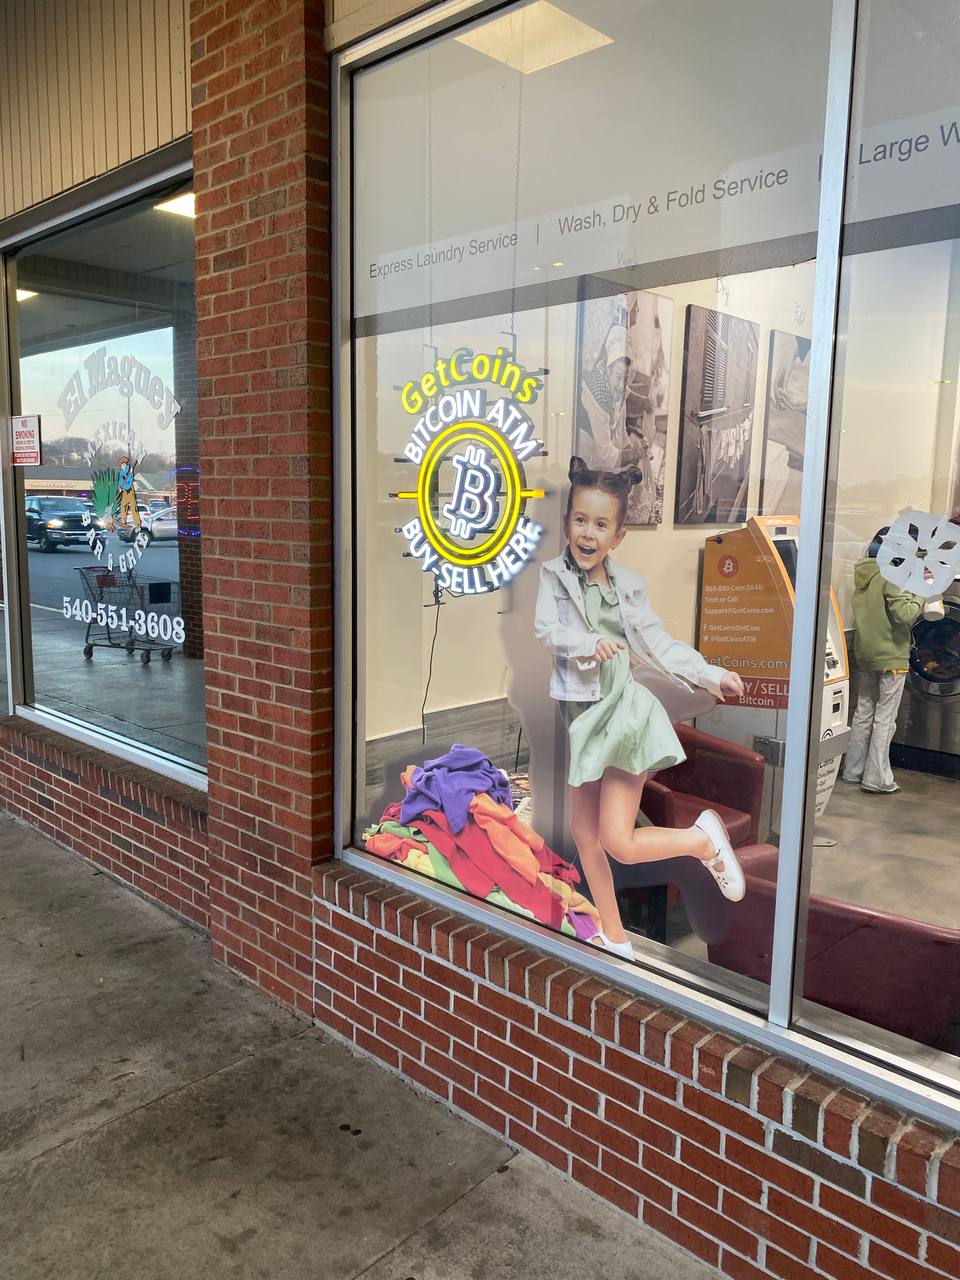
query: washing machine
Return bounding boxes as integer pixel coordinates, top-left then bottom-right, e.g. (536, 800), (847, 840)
(894, 577), (960, 762)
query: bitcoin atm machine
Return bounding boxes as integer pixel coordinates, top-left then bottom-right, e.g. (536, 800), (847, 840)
(696, 516), (849, 836)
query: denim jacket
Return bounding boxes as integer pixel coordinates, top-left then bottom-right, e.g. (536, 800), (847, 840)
(534, 553), (727, 723)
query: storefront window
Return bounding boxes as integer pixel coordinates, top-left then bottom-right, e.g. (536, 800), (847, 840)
(352, 0), (836, 1000)
(798, 0), (960, 1079)
(10, 185), (203, 768)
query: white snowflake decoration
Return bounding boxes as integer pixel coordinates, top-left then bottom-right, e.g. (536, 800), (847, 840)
(876, 510), (960, 599)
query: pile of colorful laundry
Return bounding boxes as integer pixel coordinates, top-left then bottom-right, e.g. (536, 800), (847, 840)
(363, 744), (601, 940)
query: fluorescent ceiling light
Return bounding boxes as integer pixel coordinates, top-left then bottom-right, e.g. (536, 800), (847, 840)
(16, 289), (37, 301)
(456, 2), (612, 74)
(154, 193), (195, 218)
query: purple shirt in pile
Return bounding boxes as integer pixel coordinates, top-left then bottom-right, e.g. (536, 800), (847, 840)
(400, 744), (514, 834)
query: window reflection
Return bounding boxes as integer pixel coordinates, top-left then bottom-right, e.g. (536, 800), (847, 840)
(13, 187), (204, 768)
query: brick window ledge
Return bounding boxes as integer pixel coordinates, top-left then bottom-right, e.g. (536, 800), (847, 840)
(315, 863), (960, 1279)
(0, 715), (209, 928)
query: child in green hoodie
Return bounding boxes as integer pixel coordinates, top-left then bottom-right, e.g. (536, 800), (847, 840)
(841, 527), (927, 793)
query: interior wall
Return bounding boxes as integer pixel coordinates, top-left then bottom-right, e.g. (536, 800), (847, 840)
(0, 0), (190, 219)
(362, 240), (959, 740)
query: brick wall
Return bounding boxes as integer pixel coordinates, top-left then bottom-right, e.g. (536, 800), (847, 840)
(173, 310), (204, 661)
(190, 0), (334, 1017)
(315, 864), (960, 1280)
(0, 717), (208, 928)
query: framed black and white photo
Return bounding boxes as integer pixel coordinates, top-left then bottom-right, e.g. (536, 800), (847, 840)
(574, 283), (674, 526)
(759, 330), (810, 516)
(674, 304), (758, 526)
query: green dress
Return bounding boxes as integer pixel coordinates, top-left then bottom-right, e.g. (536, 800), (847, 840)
(560, 566), (685, 788)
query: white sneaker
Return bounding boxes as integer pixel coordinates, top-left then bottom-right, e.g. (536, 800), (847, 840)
(591, 932), (635, 960)
(694, 809), (746, 902)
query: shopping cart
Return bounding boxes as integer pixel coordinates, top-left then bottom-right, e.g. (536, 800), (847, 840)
(75, 566), (182, 665)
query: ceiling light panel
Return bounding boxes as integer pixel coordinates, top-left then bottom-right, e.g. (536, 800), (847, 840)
(154, 193), (196, 218)
(456, 2), (613, 75)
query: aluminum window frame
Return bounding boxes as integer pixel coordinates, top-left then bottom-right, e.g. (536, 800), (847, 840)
(332, 0), (960, 1127)
(0, 143), (207, 792)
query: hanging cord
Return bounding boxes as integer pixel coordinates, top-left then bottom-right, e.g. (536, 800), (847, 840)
(425, 47), (434, 350)
(508, 63), (524, 348)
(420, 578), (442, 744)
(418, 48), (438, 748)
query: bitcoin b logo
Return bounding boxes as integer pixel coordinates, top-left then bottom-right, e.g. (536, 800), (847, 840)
(442, 444), (500, 539)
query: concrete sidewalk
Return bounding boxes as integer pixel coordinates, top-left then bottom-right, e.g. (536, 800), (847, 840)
(0, 814), (718, 1280)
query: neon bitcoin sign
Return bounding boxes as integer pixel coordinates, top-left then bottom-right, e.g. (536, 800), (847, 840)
(393, 351), (546, 595)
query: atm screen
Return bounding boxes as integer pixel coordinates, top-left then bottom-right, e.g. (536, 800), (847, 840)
(773, 538), (798, 590)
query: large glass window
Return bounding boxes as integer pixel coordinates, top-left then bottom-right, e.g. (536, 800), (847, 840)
(796, 0), (960, 1081)
(9, 185), (203, 769)
(351, 0), (837, 1012)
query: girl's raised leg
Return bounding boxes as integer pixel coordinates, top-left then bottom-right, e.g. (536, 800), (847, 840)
(598, 767), (717, 866)
(569, 779), (628, 945)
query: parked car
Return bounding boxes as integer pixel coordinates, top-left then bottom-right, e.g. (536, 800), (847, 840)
(143, 506), (178, 543)
(25, 495), (100, 552)
(118, 505), (178, 544)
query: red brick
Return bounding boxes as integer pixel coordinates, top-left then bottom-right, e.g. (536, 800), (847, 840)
(724, 1136), (814, 1201)
(399, 1055), (450, 1100)
(645, 1094), (722, 1153)
(721, 1190), (809, 1259)
(572, 1158), (640, 1217)
(604, 1099), (677, 1156)
(683, 1086), (766, 1147)
(593, 989), (637, 1042)
(510, 1072), (568, 1123)
(697, 1033), (739, 1094)
(570, 1106), (641, 1162)
(535, 1110), (598, 1164)
(572, 1059), (640, 1110)
(643, 1147), (719, 1208)
(355, 1028), (400, 1070)
(476, 1031), (534, 1077)
(537, 1011), (602, 1062)
(601, 1150), (673, 1208)
(938, 1140), (960, 1214)
(869, 1242), (953, 1280)
(476, 1077), (535, 1128)
(424, 1047), (475, 1093)
(569, 979), (611, 1032)
(819, 1184), (921, 1256)
(643, 1203), (721, 1268)
(681, 1139), (762, 1201)
(896, 1122), (944, 1196)
(603, 1045), (677, 1100)
(926, 1237), (960, 1276)
(508, 1119), (569, 1173)
(766, 1188), (860, 1256)
(675, 1193), (757, 1257)
(455, 995), (506, 1040)
(642, 1009), (685, 1064)
(815, 1243), (885, 1280)
(451, 1086), (507, 1136)
(765, 1247), (824, 1280)
(537, 1062), (599, 1114)
(822, 1089), (870, 1160)
(477, 984), (535, 1029)
(666, 1019), (711, 1079)
(757, 1059), (804, 1124)
(720, 1249), (770, 1280)
(510, 1025), (570, 1074)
